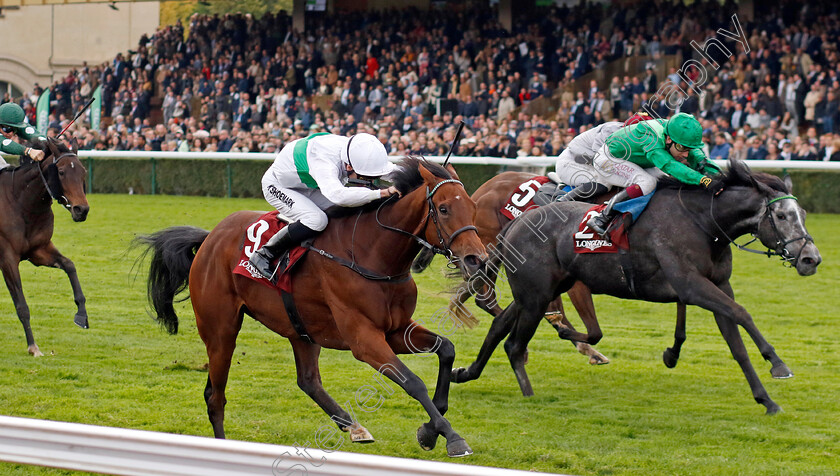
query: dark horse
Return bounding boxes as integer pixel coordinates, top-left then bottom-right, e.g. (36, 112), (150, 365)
(0, 138), (90, 356)
(412, 171), (611, 364)
(137, 158), (486, 457)
(452, 159), (821, 414)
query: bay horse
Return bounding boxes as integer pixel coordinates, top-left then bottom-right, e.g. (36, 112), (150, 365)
(452, 159), (821, 414)
(137, 158), (486, 457)
(413, 171), (612, 364)
(0, 137), (90, 356)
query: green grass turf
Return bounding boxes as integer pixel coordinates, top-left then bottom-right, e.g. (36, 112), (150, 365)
(0, 194), (837, 475)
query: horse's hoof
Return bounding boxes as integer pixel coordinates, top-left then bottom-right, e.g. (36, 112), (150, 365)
(28, 345), (43, 357)
(74, 314), (89, 329)
(663, 349), (678, 368)
(771, 363), (793, 379)
(416, 423), (438, 451)
(446, 437), (472, 457)
(451, 367), (469, 383)
(765, 403), (782, 415)
(350, 424), (375, 443)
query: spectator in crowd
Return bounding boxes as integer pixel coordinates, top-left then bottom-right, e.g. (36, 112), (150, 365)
(709, 133), (731, 160)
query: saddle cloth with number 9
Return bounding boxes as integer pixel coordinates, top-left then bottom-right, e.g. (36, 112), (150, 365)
(233, 211), (308, 292)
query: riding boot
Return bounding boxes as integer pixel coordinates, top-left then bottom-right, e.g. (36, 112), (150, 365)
(555, 182), (610, 203)
(587, 189), (631, 237)
(249, 226), (296, 280)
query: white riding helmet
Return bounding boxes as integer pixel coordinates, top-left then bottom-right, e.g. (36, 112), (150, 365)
(342, 133), (396, 177)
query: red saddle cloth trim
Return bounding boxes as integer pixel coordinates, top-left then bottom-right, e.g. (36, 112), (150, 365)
(500, 176), (552, 220)
(233, 211), (308, 293)
(573, 204), (631, 254)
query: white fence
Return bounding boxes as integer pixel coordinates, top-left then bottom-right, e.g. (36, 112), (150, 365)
(73, 151), (840, 171)
(0, 415), (564, 476)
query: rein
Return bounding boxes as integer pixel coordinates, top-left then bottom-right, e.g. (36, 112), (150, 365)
(310, 177), (475, 282)
(678, 187), (813, 266)
(377, 178), (477, 261)
(37, 150), (76, 209)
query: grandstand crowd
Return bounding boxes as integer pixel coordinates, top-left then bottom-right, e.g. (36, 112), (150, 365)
(5, 0), (840, 161)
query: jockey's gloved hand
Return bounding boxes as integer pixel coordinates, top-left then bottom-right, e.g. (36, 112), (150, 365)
(701, 176), (725, 195)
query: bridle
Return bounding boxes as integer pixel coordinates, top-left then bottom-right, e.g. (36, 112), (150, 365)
(376, 178), (477, 262)
(305, 177), (477, 282)
(728, 194), (815, 266)
(681, 187), (814, 267)
(37, 147), (77, 210)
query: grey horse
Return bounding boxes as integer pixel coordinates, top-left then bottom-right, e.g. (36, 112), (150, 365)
(452, 159), (821, 415)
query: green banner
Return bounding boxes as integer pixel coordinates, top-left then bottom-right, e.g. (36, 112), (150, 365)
(91, 85), (102, 131)
(36, 89), (50, 133)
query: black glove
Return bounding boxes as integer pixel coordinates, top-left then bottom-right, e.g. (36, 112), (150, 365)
(700, 176), (725, 195)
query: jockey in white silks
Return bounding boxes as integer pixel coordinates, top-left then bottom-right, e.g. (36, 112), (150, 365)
(249, 132), (400, 279)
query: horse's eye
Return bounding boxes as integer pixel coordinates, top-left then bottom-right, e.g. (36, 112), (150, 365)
(776, 213), (786, 220)
(438, 204), (448, 215)
(58, 170), (65, 177)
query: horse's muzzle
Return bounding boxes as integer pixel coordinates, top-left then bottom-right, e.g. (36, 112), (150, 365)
(460, 253), (484, 277)
(71, 205), (89, 222)
(795, 242), (821, 276)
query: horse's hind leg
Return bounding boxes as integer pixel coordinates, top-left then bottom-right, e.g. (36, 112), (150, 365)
(195, 300), (244, 438)
(559, 282), (609, 365)
(388, 323), (456, 452)
(29, 243), (88, 329)
(663, 303), (687, 368)
(289, 339), (374, 443)
(1, 256), (42, 356)
(504, 299), (552, 397)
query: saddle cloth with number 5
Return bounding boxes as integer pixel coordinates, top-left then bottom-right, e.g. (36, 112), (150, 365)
(233, 211), (308, 292)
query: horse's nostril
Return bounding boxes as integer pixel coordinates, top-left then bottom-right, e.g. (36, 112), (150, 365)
(463, 255), (481, 270)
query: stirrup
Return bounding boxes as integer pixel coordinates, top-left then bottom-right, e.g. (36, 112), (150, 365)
(249, 250), (276, 280)
(587, 214), (610, 237)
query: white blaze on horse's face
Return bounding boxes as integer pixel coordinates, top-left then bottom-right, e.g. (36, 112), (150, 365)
(758, 196), (821, 276)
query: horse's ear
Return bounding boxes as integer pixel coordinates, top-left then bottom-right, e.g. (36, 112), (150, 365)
(444, 163), (460, 180)
(783, 174), (794, 194)
(71, 140), (79, 155)
(418, 163), (438, 187)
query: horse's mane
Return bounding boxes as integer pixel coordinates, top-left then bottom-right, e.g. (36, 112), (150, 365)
(325, 156), (452, 218)
(655, 159), (788, 193)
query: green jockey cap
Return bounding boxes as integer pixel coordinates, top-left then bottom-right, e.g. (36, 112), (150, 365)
(0, 103), (29, 129)
(665, 113), (704, 149)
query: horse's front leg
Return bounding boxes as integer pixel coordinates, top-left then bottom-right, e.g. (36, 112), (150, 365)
(388, 322), (455, 452)
(669, 274), (781, 414)
(0, 254), (41, 356)
(716, 281), (791, 379)
(663, 303), (687, 368)
(28, 243), (88, 329)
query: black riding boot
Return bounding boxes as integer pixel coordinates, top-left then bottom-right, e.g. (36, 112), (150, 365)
(249, 222), (319, 280)
(556, 182), (610, 203)
(587, 189), (631, 237)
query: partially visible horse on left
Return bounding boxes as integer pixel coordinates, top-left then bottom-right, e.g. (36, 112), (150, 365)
(0, 137), (90, 356)
(137, 158), (486, 457)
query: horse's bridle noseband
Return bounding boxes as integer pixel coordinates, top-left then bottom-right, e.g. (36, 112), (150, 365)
(377, 178), (477, 261)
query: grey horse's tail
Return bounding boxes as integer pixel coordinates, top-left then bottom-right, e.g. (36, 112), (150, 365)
(411, 247), (436, 273)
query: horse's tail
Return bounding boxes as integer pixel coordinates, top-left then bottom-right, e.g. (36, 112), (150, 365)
(133, 226), (209, 335)
(411, 247), (436, 273)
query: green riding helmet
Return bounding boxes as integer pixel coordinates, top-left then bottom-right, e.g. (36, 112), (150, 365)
(665, 112), (704, 149)
(0, 103), (29, 129)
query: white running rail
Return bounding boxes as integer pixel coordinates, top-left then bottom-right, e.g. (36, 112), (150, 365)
(0, 415), (565, 476)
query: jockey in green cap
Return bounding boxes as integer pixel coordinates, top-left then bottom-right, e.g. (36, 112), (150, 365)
(0, 102), (47, 167)
(585, 112), (723, 236)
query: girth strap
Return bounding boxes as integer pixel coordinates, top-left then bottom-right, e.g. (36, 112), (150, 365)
(280, 289), (315, 344)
